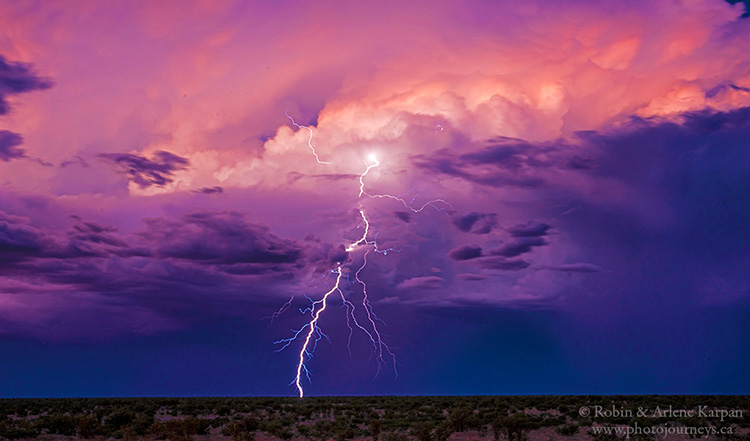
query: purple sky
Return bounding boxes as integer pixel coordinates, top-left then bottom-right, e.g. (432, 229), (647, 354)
(1, 0), (750, 397)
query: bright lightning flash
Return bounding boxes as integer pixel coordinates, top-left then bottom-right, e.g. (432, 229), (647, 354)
(293, 268), (342, 397)
(358, 156), (380, 198)
(358, 153), (452, 213)
(276, 113), (447, 397)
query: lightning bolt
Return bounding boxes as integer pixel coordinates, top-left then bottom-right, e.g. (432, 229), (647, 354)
(356, 154), (452, 213)
(292, 268), (342, 397)
(355, 250), (397, 375)
(346, 208), (371, 252)
(339, 284), (379, 356)
(265, 295), (294, 325)
(285, 109), (331, 165)
(276, 113), (449, 397)
(363, 191), (453, 213)
(358, 156), (380, 197)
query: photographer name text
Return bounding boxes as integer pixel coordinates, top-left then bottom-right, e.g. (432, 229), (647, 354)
(579, 405), (743, 421)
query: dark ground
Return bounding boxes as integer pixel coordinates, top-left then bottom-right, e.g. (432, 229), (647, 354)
(0, 395), (748, 441)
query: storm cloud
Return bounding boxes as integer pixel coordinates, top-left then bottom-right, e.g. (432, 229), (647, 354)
(1, 0), (750, 396)
(0, 130), (24, 161)
(99, 150), (189, 188)
(0, 55), (53, 115)
(452, 212), (498, 234)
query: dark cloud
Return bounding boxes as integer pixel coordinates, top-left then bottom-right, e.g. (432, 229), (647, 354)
(140, 211), (302, 266)
(72, 221), (116, 234)
(556, 106), (750, 308)
(460, 141), (546, 168)
(303, 234), (353, 272)
(0, 130), (24, 161)
(416, 151), (540, 188)
(194, 186), (224, 194)
(0, 55), (53, 115)
(69, 221), (129, 248)
(726, 0), (750, 17)
(477, 257), (530, 271)
(310, 173), (359, 181)
(448, 245), (483, 261)
(0, 214), (147, 266)
(393, 211), (412, 223)
(705, 83), (750, 98)
(396, 276), (444, 290)
(0, 208), (308, 300)
(507, 222), (551, 237)
(59, 155), (89, 168)
(0, 211), (46, 261)
(326, 244), (348, 265)
(452, 212), (498, 234)
(1, 213), (122, 267)
(99, 150), (189, 188)
(489, 237), (547, 258)
(30, 157), (54, 167)
(447, 221), (551, 270)
(417, 108), (750, 200)
(0, 209), (311, 344)
(544, 263), (602, 273)
(412, 150), (465, 176)
(414, 136), (586, 188)
(567, 155), (595, 170)
(286, 171), (359, 184)
(457, 273), (486, 281)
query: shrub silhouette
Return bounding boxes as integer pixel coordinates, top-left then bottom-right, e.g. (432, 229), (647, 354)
(493, 413), (537, 441)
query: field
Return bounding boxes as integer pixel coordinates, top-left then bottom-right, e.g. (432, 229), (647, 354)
(0, 396), (749, 441)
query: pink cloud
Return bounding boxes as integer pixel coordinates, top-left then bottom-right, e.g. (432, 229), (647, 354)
(1, 0), (749, 340)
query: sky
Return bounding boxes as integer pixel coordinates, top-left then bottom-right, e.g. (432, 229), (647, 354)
(1, 0), (750, 397)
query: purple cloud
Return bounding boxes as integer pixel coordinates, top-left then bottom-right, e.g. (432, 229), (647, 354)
(59, 155), (89, 168)
(194, 186), (224, 194)
(68, 219), (129, 249)
(448, 245), (483, 261)
(0, 55), (53, 115)
(544, 263), (603, 273)
(0, 130), (25, 161)
(393, 211), (412, 223)
(99, 150), (189, 188)
(413, 140), (565, 189)
(507, 222), (551, 237)
(140, 211), (302, 267)
(397, 276), (445, 290)
(0, 211), (46, 261)
(477, 257), (530, 271)
(457, 273), (486, 281)
(489, 237), (547, 258)
(1, 208), (309, 294)
(725, 0), (750, 18)
(452, 212), (498, 234)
